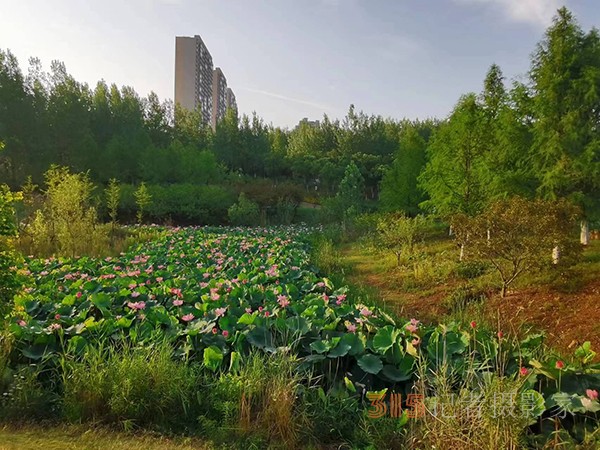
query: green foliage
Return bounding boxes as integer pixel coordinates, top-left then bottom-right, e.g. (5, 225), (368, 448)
(376, 213), (429, 267)
(0, 184), (21, 309)
(105, 178), (120, 224)
(27, 166), (107, 257)
(380, 124), (428, 215)
(452, 197), (581, 297)
(61, 342), (198, 428)
(227, 192), (260, 226)
(134, 182), (152, 224)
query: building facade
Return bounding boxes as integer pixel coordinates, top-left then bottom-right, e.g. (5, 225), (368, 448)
(211, 68), (228, 130)
(174, 35), (214, 125)
(226, 87), (237, 112)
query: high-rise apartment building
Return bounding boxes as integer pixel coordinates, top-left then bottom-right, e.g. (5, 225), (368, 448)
(174, 35), (214, 125)
(211, 68), (227, 130)
(226, 87), (237, 112)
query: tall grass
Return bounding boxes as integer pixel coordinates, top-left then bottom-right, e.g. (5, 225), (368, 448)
(61, 341), (198, 429)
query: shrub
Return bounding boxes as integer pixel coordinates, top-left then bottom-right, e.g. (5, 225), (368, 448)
(228, 193), (260, 226)
(0, 365), (56, 421)
(376, 213), (429, 267)
(134, 182), (152, 224)
(26, 166), (108, 257)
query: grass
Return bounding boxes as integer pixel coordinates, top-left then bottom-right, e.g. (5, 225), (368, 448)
(0, 425), (212, 450)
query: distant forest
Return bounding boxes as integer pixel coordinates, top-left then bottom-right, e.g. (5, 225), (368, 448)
(0, 7), (598, 226)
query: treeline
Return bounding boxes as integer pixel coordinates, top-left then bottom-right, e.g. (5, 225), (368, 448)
(0, 8), (598, 230)
(0, 47), (435, 204)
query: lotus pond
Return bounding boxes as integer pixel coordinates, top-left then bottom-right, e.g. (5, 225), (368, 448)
(4, 226), (600, 444)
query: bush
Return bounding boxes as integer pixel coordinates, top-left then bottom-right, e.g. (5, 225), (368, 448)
(228, 193), (260, 226)
(26, 166), (108, 257)
(455, 260), (490, 280)
(0, 365), (56, 421)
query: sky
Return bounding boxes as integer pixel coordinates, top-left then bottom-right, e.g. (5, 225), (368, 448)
(1, 0), (599, 128)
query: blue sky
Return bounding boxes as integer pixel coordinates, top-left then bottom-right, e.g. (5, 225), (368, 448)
(1, 0), (599, 128)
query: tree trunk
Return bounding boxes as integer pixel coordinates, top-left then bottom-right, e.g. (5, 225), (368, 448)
(580, 220), (590, 246)
(459, 243), (465, 262)
(449, 225), (453, 236)
(501, 283), (507, 298)
(552, 246), (560, 265)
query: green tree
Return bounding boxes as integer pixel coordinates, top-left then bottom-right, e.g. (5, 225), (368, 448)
(105, 178), (121, 225)
(529, 7), (600, 244)
(418, 94), (488, 218)
(134, 182), (152, 224)
(380, 125), (428, 215)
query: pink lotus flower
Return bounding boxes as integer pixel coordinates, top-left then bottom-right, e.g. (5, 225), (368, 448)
(203, 273), (210, 279)
(346, 323), (357, 333)
(170, 288), (182, 298)
(127, 301), (146, 311)
(264, 311), (271, 317)
(54, 314), (61, 320)
(470, 321), (477, 329)
(497, 331), (504, 339)
(586, 389), (598, 401)
(222, 330), (229, 338)
(323, 294), (329, 304)
(245, 308), (252, 314)
(212, 327), (218, 334)
(337, 294), (347, 302)
(406, 324), (418, 333)
(555, 360), (565, 370)
(48, 323), (62, 332)
(277, 295), (290, 308)
(214, 307), (227, 318)
(182, 313), (195, 322)
(258, 306), (264, 312)
(411, 338), (421, 346)
(360, 308), (373, 317)
(17, 320), (26, 327)
(156, 277), (163, 283)
(76, 292), (82, 299)
(520, 367), (529, 376)
(131, 291), (140, 298)
(173, 299), (183, 307)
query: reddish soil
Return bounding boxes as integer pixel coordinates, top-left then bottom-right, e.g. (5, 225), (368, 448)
(485, 281), (600, 358)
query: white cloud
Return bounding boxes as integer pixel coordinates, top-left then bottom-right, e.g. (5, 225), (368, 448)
(455, 0), (564, 28)
(239, 87), (339, 112)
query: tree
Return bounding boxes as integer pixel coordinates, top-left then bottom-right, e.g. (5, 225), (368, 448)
(380, 125), (428, 215)
(326, 161), (365, 229)
(134, 182), (152, 224)
(376, 213), (429, 267)
(105, 178), (121, 225)
(529, 8), (600, 245)
(418, 94), (489, 218)
(452, 197), (580, 297)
